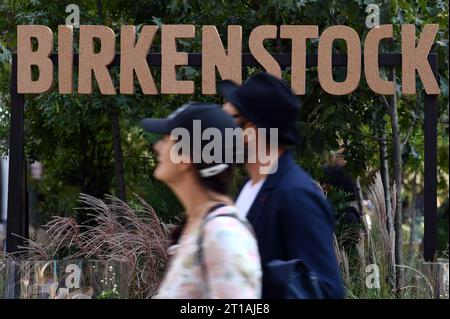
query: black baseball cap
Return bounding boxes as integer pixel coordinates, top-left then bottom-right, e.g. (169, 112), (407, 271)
(140, 102), (241, 177)
(141, 102), (238, 136)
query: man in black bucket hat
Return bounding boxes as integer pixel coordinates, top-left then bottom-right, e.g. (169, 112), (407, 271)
(219, 72), (344, 299)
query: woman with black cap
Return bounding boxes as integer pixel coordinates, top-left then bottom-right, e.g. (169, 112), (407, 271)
(141, 102), (261, 299)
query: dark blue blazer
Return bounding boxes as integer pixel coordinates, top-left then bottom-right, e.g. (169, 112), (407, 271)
(240, 150), (345, 298)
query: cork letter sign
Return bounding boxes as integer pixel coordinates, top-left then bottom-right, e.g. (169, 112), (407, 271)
(15, 24), (441, 96)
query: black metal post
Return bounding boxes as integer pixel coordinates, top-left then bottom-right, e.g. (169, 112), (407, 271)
(424, 53), (438, 262)
(6, 54), (26, 254)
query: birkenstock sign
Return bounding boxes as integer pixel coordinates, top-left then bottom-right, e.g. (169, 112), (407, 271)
(16, 24), (440, 96)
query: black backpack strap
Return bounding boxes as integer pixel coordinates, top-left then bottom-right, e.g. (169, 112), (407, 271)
(206, 203), (227, 214)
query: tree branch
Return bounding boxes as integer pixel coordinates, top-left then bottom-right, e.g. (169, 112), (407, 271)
(379, 94), (394, 115)
(401, 119), (418, 150)
(327, 8), (341, 25)
(401, 93), (421, 150)
(348, 129), (387, 142)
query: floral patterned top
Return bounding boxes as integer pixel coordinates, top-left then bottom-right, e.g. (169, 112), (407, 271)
(153, 205), (262, 299)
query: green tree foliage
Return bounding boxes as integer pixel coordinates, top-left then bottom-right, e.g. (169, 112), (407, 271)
(0, 0), (448, 239)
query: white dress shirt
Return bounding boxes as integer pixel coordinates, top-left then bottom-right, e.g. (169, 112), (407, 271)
(235, 179), (266, 218)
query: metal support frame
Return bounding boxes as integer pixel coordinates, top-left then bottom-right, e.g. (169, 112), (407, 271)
(6, 52), (439, 261)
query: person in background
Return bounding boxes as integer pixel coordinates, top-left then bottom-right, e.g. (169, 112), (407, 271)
(218, 73), (345, 298)
(321, 149), (364, 252)
(141, 102), (261, 299)
(321, 163), (361, 226)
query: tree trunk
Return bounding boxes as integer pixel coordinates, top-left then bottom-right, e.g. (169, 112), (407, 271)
(355, 176), (364, 215)
(387, 69), (404, 296)
(110, 105), (126, 201)
(96, 0), (126, 202)
(97, 0), (104, 21)
(355, 176), (367, 233)
(379, 118), (394, 235)
(408, 171), (418, 260)
(379, 113), (396, 289)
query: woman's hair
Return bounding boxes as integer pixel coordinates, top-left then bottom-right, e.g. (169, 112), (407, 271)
(169, 218), (186, 246)
(169, 155), (236, 245)
(195, 161), (235, 195)
(168, 166), (235, 245)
